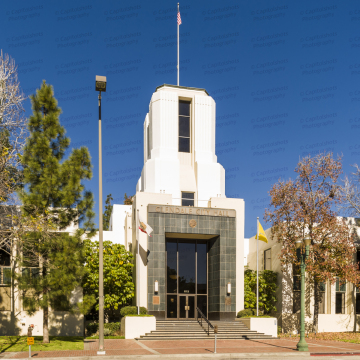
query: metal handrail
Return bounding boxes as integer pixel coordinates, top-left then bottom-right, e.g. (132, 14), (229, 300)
(196, 307), (214, 336)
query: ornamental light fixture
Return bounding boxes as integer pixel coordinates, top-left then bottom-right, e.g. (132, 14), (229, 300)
(155, 280), (159, 293)
(227, 282), (231, 295)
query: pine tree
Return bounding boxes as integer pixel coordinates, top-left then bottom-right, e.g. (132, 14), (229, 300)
(103, 193), (113, 230)
(17, 81), (95, 343)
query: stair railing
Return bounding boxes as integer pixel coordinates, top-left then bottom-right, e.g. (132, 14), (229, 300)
(196, 307), (214, 336)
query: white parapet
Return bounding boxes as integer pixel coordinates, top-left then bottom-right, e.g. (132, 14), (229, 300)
(121, 316), (156, 339)
(238, 317), (278, 338)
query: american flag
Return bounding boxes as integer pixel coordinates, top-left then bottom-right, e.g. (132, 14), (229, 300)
(177, 11), (182, 25)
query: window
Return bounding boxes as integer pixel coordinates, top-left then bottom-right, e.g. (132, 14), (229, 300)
(356, 286), (360, 315)
(357, 248), (360, 270)
(179, 100), (190, 153)
(0, 247), (11, 285)
(319, 282), (326, 314)
(181, 192), (194, 206)
(335, 277), (346, 314)
(293, 264), (301, 313)
(0, 247), (11, 311)
(264, 249), (271, 270)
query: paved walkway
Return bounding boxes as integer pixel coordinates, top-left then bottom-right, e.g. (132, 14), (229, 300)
(4, 338), (360, 358)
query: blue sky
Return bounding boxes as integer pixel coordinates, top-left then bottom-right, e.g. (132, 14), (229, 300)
(1, 1), (358, 237)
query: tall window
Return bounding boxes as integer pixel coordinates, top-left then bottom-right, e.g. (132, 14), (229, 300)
(264, 249), (271, 270)
(319, 282), (326, 314)
(181, 192), (194, 206)
(335, 277), (346, 314)
(356, 248), (360, 313)
(356, 287), (360, 315)
(179, 100), (190, 153)
(293, 264), (301, 313)
(0, 247), (11, 311)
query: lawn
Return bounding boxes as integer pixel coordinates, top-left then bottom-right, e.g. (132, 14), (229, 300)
(0, 336), (84, 352)
(280, 332), (360, 344)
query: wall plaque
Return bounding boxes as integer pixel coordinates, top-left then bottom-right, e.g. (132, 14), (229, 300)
(153, 296), (160, 305)
(225, 297), (231, 306)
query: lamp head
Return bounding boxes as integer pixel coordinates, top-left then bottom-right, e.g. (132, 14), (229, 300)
(95, 75), (107, 92)
(295, 239), (303, 249)
(304, 237), (311, 247)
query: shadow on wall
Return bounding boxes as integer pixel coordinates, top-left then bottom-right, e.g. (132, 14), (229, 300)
(0, 310), (22, 336)
(49, 312), (84, 336)
(0, 283), (21, 336)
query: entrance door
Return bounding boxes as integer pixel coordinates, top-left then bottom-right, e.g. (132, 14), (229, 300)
(166, 240), (207, 319)
(179, 295), (195, 319)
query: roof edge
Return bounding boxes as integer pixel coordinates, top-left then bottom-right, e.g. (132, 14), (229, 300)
(155, 84), (209, 96)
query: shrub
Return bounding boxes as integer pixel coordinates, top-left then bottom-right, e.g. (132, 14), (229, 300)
(103, 328), (112, 336)
(105, 322), (121, 335)
(237, 309), (253, 318)
(86, 322), (98, 336)
(120, 306), (147, 317)
(85, 322), (121, 336)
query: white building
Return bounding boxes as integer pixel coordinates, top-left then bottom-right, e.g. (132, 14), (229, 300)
(0, 206), (83, 336)
(107, 84), (245, 320)
(248, 221), (360, 333)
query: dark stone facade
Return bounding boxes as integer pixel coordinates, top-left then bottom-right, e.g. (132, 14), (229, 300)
(147, 210), (236, 321)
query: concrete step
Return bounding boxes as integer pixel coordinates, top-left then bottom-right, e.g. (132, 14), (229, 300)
(138, 319), (277, 341)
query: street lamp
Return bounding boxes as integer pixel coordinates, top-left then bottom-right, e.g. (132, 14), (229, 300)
(96, 75), (106, 355)
(295, 236), (311, 352)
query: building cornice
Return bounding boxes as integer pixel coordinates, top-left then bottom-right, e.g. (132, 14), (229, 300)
(155, 84), (209, 96)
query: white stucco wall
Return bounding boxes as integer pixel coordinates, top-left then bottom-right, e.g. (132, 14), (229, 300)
(137, 85), (225, 205)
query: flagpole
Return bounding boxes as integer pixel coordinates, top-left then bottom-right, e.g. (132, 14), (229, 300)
(137, 209), (140, 315)
(177, 2), (179, 86)
(256, 217), (259, 317)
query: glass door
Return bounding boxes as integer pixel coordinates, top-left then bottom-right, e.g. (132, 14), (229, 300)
(166, 239), (207, 319)
(179, 295), (195, 319)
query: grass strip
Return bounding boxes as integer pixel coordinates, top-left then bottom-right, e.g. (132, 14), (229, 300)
(0, 336), (84, 352)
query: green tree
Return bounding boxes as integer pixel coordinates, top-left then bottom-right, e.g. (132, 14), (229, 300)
(17, 81), (95, 343)
(103, 193), (113, 230)
(124, 193), (133, 205)
(244, 268), (277, 315)
(83, 240), (134, 319)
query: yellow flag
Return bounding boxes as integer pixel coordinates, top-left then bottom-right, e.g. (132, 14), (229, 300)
(255, 222), (268, 243)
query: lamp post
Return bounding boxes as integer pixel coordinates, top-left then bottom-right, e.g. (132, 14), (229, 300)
(95, 75), (106, 355)
(295, 236), (311, 352)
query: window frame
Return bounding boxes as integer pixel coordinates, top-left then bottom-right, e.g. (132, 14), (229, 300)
(178, 100), (191, 153)
(181, 192), (194, 207)
(264, 248), (271, 270)
(335, 277), (346, 314)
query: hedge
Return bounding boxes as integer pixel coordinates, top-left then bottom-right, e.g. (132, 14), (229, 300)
(86, 322), (121, 336)
(120, 306), (147, 317)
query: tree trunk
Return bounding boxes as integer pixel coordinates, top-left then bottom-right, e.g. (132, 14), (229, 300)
(43, 261), (49, 344)
(313, 279), (319, 332)
(43, 303), (49, 343)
